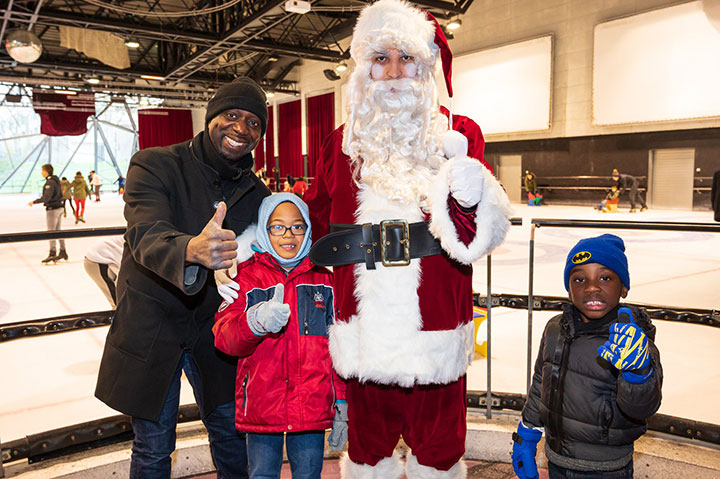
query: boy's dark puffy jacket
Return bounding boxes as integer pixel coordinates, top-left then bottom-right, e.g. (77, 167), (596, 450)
(522, 304), (662, 468)
(213, 252), (345, 434)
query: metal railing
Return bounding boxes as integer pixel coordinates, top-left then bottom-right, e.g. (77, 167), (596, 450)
(2, 218), (720, 470)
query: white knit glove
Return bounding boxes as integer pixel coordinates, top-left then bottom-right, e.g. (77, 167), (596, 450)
(214, 261), (239, 304)
(443, 130), (484, 208)
(246, 284), (291, 336)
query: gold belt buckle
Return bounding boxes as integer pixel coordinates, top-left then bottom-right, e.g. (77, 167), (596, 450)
(379, 219), (410, 267)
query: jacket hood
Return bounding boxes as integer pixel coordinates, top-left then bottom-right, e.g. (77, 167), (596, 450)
(255, 193), (312, 269)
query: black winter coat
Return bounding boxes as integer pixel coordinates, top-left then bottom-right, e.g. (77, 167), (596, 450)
(95, 131), (271, 421)
(33, 175), (63, 209)
(522, 304), (662, 469)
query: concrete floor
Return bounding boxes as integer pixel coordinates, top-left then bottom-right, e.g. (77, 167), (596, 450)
(1, 192), (718, 450)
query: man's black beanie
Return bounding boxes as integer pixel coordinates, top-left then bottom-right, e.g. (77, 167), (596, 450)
(205, 76), (268, 135)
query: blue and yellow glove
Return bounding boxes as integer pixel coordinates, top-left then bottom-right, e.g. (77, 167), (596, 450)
(598, 307), (653, 384)
(512, 421), (542, 479)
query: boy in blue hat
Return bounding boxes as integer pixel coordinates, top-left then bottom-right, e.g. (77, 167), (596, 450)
(512, 234), (663, 479)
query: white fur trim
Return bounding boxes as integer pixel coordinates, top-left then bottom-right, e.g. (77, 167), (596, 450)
(340, 451), (404, 479)
(330, 319), (474, 387)
(406, 454), (467, 479)
(351, 0), (436, 66)
(428, 159), (512, 264)
(328, 185), (475, 386)
(234, 225), (257, 263)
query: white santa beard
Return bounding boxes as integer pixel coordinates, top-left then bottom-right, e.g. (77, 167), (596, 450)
(346, 77), (448, 204)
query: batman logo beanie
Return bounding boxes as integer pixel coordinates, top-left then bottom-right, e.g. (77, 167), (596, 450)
(563, 233), (630, 291)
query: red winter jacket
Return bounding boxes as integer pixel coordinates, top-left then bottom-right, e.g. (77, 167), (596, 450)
(213, 252), (345, 434)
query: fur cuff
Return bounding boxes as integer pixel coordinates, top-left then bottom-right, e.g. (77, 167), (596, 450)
(341, 451), (404, 479)
(406, 454), (467, 479)
(329, 319), (474, 387)
(234, 225), (257, 263)
(428, 159), (512, 264)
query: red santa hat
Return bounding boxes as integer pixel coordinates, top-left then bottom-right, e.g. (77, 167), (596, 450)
(349, 0), (454, 114)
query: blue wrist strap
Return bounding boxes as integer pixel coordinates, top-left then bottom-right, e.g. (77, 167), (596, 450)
(622, 368), (654, 384)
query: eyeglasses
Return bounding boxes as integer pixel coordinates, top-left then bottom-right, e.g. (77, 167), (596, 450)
(267, 224), (307, 236)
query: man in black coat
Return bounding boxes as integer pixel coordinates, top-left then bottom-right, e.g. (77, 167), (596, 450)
(28, 163), (67, 263)
(95, 77), (271, 478)
(612, 168), (647, 212)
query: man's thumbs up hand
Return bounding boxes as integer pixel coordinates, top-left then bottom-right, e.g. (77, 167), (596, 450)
(186, 201), (239, 270)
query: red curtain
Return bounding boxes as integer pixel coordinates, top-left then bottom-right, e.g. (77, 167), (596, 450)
(33, 91), (96, 136)
(138, 108), (193, 149)
(278, 100), (302, 177)
(265, 106), (275, 173)
(253, 136), (265, 171)
(306, 92), (334, 178)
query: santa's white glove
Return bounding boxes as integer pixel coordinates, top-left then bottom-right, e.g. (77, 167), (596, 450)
(443, 129), (468, 160)
(443, 130), (484, 208)
(214, 261), (239, 304)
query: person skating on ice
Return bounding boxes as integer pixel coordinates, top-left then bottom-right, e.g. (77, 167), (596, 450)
(28, 163), (68, 263)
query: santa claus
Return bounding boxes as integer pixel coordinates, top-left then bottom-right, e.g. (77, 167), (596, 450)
(304, 0), (512, 477)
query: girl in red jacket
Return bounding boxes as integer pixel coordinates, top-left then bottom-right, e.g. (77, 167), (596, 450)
(213, 193), (346, 479)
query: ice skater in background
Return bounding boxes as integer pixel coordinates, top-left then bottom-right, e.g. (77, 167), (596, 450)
(612, 168), (647, 212)
(71, 171), (91, 224)
(524, 171), (543, 206)
(513, 234), (662, 479)
(28, 163), (68, 264)
(213, 193), (346, 479)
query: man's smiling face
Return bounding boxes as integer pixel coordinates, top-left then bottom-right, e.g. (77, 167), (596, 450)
(208, 108), (262, 161)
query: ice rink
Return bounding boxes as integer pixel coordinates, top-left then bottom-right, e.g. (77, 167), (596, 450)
(1, 192), (719, 445)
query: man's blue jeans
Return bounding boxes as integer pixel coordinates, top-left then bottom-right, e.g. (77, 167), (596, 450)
(246, 431), (325, 479)
(130, 351), (248, 479)
(548, 460), (633, 479)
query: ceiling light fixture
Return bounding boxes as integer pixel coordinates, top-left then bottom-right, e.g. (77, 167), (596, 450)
(140, 74), (165, 81)
(446, 17), (462, 31)
(86, 77), (100, 84)
(284, 0), (311, 14)
(54, 90), (78, 95)
(335, 62), (347, 72)
(124, 40), (141, 48)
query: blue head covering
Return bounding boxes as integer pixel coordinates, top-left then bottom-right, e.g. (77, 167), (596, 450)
(255, 193), (312, 268)
(563, 233), (630, 291)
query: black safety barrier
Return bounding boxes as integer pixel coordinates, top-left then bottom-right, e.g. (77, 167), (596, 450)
(1, 405), (200, 464)
(530, 218), (720, 232)
(3, 391), (718, 467)
(474, 294), (720, 328)
(0, 226), (126, 244)
(465, 391), (720, 446)
(0, 311), (114, 343)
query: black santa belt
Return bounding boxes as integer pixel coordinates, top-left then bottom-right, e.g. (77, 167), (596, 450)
(309, 220), (442, 270)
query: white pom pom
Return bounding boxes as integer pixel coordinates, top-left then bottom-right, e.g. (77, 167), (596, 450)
(442, 130), (468, 160)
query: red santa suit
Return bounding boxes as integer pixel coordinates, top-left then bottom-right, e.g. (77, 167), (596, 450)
(304, 1), (512, 477)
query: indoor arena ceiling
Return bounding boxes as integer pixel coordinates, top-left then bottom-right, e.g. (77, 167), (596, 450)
(0, 0), (474, 106)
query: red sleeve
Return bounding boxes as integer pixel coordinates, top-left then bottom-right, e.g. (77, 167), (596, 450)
(305, 127), (343, 240)
(213, 282), (263, 357)
(448, 197), (477, 246)
(440, 106), (492, 174)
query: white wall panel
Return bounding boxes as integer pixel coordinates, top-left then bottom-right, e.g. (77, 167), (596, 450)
(438, 35), (552, 135)
(593, 1), (720, 125)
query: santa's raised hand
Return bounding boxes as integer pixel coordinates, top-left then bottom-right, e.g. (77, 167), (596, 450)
(443, 129), (484, 208)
